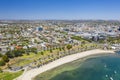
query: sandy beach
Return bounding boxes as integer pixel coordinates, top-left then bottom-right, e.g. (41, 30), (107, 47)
(15, 49), (115, 80)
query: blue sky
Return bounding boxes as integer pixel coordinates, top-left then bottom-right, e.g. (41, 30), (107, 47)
(0, 0), (120, 20)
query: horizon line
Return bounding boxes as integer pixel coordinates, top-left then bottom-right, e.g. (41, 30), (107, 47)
(0, 19), (120, 21)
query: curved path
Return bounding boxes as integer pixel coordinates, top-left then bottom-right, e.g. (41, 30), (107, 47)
(15, 49), (115, 80)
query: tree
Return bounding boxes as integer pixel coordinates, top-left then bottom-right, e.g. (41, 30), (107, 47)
(0, 53), (3, 57)
(7, 64), (11, 69)
(59, 47), (62, 51)
(0, 60), (5, 66)
(62, 47), (65, 50)
(71, 36), (91, 42)
(13, 49), (24, 57)
(40, 51), (44, 55)
(66, 44), (72, 50)
(50, 49), (53, 53)
(2, 55), (9, 62)
(0, 68), (3, 73)
(29, 48), (37, 54)
(34, 39), (37, 43)
(81, 41), (86, 44)
(5, 51), (14, 58)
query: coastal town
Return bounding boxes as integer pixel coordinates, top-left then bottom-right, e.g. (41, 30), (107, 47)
(0, 20), (120, 80)
(1, 0), (120, 80)
(0, 0), (120, 80)
(0, 20), (120, 54)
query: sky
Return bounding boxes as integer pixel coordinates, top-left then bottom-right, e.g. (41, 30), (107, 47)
(0, 0), (120, 20)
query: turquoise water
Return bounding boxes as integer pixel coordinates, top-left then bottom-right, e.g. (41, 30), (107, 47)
(34, 52), (120, 80)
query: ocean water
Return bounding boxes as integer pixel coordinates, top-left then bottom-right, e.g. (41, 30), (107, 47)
(34, 52), (120, 80)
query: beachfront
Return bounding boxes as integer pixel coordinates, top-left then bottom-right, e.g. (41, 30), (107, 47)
(15, 49), (115, 80)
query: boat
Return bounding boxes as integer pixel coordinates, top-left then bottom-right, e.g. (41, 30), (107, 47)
(114, 70), (117, 74)
(110, 77), (113, 80)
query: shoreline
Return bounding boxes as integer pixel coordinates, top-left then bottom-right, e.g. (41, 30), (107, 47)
(16, 49), (115, 80)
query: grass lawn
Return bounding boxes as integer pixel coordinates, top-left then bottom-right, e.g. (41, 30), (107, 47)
(11, 58), (33, 67)
(9, 49), (60, 67)
(9, 44), (97, 67)
(0, 71), (23, 80)
(1, 43), (99, 69)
